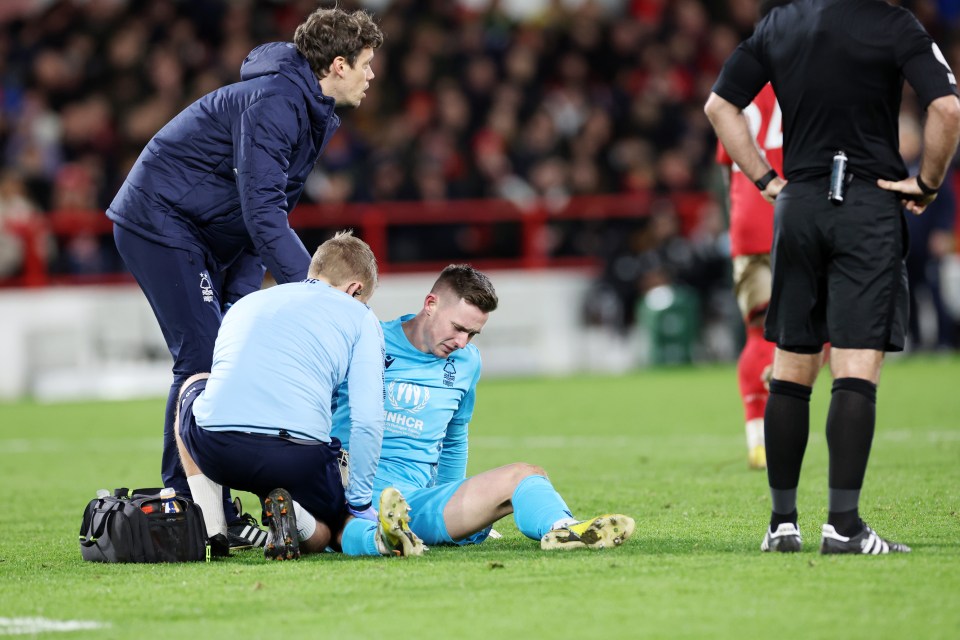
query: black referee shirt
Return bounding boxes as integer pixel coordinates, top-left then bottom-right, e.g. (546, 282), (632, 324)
(713, 0), (958, 183)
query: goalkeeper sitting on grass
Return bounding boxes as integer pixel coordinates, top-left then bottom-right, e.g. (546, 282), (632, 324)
(332, 264), (635, 550)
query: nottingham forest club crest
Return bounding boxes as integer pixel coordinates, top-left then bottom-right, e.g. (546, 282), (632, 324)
(443, 358), (456, 387)
(200, 273), (214, 303)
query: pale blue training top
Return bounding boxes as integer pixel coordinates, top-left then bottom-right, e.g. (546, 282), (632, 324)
(332, 314), (482, 496)
(193, 279), (385, 507)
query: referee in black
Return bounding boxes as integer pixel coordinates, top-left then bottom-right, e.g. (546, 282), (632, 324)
(705, 0), (960, 555)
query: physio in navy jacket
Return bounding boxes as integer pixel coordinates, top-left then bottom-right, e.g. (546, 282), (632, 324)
(107, 7), (383, 545)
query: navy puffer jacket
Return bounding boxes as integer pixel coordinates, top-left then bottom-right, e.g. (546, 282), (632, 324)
(107, 42), (340, 284)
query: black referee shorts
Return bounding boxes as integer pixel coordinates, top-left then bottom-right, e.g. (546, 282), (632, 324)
(764, 176), (909, 353)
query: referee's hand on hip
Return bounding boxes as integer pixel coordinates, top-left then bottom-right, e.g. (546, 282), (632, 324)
(876, 176), (937, 215)
(760, 176), (787, 204)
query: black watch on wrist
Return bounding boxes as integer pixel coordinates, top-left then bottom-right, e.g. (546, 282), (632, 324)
(916, 174), (939, 196)
(754, 169), (778, 192)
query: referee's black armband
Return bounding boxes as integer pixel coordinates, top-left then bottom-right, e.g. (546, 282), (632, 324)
(916, 174), (939, 195)
(754, 169), (778, 191)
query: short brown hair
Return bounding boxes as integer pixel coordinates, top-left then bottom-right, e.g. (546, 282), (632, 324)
(308, 230), (378, 295)
(294, 7), (384, 79)
(431, 264), (498, 313)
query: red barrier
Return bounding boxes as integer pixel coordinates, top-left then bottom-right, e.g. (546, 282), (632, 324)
(0, 192), (714, 287)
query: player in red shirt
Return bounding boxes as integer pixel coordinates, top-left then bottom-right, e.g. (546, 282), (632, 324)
(716, 83), (782, 470)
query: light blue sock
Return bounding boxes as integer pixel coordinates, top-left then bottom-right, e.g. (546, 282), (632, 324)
(340, 517), (381, 556)
(512, 475), (573, 540)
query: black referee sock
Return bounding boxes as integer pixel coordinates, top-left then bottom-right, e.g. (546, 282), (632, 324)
(827, 509), (862, 538)
(826, 377), (877, 536)
(765, 379), (812, 526)
(770, 509), (799, 531)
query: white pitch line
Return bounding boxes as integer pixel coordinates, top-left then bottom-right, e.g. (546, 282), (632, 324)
(1, 429), (955, 455)
(0, 437), (158, 454)
(0, 617), (110, 635)
(468, 429), (960, 449)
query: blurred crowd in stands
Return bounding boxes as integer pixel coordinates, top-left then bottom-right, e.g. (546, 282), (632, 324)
(0, 0), (958, 352)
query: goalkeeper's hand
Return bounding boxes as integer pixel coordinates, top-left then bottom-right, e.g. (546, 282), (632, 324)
(347, 502), (378, 522)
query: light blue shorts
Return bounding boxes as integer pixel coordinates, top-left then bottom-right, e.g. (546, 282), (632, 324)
(379, 479), (491, 546)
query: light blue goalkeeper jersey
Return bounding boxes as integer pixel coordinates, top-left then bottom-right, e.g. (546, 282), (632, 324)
(332, 314), (482, 495)
(192, 279), (385, 507)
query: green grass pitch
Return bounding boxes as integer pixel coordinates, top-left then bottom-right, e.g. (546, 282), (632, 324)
(1, 356), (958, 638)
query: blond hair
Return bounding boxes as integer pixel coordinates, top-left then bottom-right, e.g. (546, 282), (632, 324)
(308, 230), (378, 295)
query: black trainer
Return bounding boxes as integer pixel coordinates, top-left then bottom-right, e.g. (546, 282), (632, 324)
(760, 522), (802, 552)
(226, 498), (268, 550)
(207, 533), (232, 558)
(263, 488), (300, 560)
(820, 522), (911, 555)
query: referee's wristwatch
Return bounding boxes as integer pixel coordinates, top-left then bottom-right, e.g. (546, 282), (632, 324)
(916, 175), (939, 196)
(754, 169), (779, 192)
